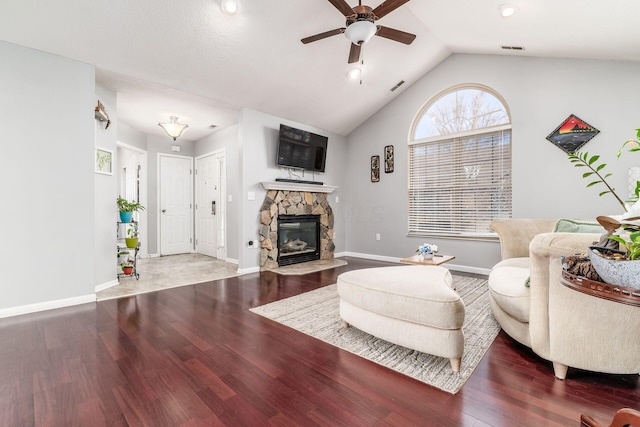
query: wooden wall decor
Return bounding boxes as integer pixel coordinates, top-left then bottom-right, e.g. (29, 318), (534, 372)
(371, 155), (380, 182)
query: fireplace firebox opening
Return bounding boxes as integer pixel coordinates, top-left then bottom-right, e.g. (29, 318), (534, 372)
(277, 214), (321, 266)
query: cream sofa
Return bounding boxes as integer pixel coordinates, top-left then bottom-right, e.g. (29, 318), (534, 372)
(489, 219), (640, 379)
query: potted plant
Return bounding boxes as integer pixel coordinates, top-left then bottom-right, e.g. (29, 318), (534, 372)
(120, 260), (134, 276)
(416, 242), (438, 260)
(117, 196), (145, 223)
(568, 128), (640, 288)
(125, 223), (139, 249)
(117, 250), (130, 264)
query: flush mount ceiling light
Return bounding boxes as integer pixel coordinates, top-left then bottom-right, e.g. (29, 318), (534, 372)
(220, 0), (238, 15)
(347, 67), (361, 80)
(158, 116), (188, 141)
(344, 20), (377, 45)
(498, 4), (518, 17)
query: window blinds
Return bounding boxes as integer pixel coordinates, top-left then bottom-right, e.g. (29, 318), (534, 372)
(408, 129), (512, 237)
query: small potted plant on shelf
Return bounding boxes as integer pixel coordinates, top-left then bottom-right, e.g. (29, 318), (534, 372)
(125, 223), (139, 249)
(117, 196), (145, 223)
(120, 260), (134, 276)
(117, 250), (130, 265)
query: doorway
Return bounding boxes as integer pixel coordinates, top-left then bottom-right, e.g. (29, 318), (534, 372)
(195, 150), (227, 260)
(159, 154), (193, 255)
(117, 143), (148, 258)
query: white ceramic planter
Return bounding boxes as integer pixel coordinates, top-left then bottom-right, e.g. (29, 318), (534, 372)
(588, 247), (640, 289)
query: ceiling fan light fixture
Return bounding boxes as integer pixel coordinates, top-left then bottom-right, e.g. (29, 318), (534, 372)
(344, 21), (377, 45)
(220, 0), (238, 15)
(498, 4), (517, 18)
(158, 116), (188, 141)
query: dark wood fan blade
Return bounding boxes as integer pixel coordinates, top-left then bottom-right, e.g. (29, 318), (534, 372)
(376, 25), (416, 44)
(372, 0), (411, 19)
(328, 0), (355, 16)
(348, 43), (361, 63)
(301, 28), (345, 44)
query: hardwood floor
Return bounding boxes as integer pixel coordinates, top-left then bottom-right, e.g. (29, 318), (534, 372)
(0, 257), (637, 426)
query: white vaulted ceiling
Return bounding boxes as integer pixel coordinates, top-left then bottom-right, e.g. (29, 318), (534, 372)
(1, 0), (639, 140)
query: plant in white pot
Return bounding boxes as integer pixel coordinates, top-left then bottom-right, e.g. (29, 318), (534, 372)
(568, 128), (640, 289)
(416, 242), (438, 260)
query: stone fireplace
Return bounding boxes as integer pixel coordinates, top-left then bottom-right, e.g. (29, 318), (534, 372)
(259, 184), (335, 270)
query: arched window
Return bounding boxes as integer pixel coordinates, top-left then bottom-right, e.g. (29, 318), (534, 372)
(408, 85), (512, 238)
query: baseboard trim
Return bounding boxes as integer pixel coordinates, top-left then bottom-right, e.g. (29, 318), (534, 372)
(226, 257), (239, 265)
(237, 266), (260, 275)
(339, 252), (490, 276)
(95, 279), (119, 293)
(341, 252), (401, 263)
(0, 294), (96, 319)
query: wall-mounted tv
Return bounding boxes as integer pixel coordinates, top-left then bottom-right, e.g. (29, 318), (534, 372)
(277, 124), (328, 173)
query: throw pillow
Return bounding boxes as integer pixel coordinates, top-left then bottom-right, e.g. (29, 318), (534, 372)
(553, 218), (604, 234)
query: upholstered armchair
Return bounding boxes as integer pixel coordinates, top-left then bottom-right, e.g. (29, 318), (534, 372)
(489, 219), (640, 379)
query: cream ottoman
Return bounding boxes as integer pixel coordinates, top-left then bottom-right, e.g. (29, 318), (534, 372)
(337, 265), (465, 372)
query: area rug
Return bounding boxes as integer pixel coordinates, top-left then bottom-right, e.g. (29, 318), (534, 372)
(267, 259), (347, 275)
(250, 274), (499, 394)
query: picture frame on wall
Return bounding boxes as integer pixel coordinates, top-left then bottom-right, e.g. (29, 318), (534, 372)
(384, 145), (394, 173)
(95, 147), (113, 175)
(371, 155), (380, 182)
(546, 114), (600, 154)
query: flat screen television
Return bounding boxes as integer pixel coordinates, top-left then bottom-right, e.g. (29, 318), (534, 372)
(277, 124), (328, 172)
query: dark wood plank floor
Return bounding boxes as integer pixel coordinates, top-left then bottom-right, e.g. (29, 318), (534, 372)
(0, 257), (637, 426)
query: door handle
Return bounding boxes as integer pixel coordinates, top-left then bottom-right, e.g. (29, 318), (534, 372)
(162, 209), (166, 213)
(211, 201), (216, 215)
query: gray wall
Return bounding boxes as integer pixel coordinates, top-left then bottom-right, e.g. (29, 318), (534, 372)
(195, 124), (240, 261)
(94, 83), (118, 288)
(116, 124), (198, 256)
(345, 54), (640, 271)
(144, 136), (195, 255)
(238, 108), (348, 271)
(0, 41), (96, 310)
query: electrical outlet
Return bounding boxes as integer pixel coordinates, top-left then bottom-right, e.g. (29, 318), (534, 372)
(247, 240), (256, 248)
(376, 233), (381, 241)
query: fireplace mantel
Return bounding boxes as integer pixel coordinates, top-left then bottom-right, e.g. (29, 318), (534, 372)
(261, 181), (337, 193)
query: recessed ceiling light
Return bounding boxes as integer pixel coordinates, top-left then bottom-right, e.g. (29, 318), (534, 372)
(498, 4), (517, 17)
(220, 0), (238, 15)
(347, 68), (361, 80)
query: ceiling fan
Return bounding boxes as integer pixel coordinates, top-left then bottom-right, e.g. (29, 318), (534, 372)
(301, 0), (416, 64)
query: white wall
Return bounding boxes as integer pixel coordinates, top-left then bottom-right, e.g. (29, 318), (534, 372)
(94, 83), (118, 290)
(195, 124), (240, 261)
(345, 54), (640, 271)
(237, 108), (348, 271)
(0, 41), (96, 313)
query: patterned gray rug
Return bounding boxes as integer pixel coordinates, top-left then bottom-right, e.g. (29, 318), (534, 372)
(250, 274), (499, 394)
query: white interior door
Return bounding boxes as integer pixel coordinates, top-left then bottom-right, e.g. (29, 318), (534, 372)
(159, 154), (193, 255)
(196, 151), (226, 259)
(196, 154), (218, 257)
(216, 153), (226, 260)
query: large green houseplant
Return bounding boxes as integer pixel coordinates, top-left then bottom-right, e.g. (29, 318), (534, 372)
(567, 128), (640, 288)
(117, 196), (145, 223)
